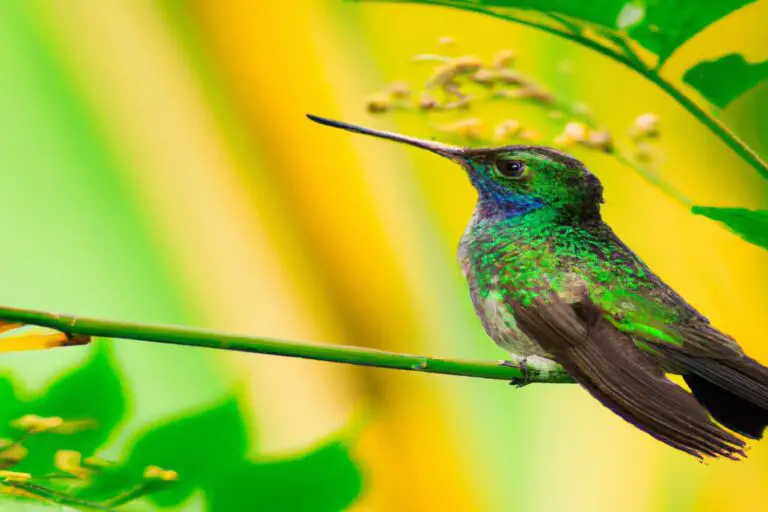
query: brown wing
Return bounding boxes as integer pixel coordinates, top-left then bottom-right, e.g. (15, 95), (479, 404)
(510, 292), (745, 459)
(590, 221), (742, 359)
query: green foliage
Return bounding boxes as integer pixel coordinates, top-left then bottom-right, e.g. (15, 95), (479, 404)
(13, 346), (125, 472)
(683, 54), (768, 108)
(426, 0), (754, 66)
(206, 440), (362, 512)
(692, 207), (768, 251)
(80, 396), (363, 511)
(0, 343), (363, 511)
(625, 0), (755, 64)
(399, 0), (756, 67)
(116, 397), (248, 507)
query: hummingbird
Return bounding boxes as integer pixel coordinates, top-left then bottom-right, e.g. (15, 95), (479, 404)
(307, 114), (768, 459)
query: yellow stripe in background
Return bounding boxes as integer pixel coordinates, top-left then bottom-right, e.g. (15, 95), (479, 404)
(188, 1), (483, 510)
(33, 0), (358, 455)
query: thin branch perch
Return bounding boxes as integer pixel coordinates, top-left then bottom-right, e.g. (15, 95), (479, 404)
(0, 305), (573, 384)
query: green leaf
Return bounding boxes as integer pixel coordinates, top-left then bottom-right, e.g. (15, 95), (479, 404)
(11, 343), (125, 474)
(207, 440), (363, 512)
(81, 395), (363, 511)
(692, 206), (768, 250)
(81, 396), (248, 506)
(0, 374), (25, 426)
(627, 0), (756, 64)
(394, 0), (756, 64)
(683, 54), (768, 108)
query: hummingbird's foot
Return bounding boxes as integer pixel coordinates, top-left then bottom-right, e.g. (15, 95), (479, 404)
(500, 357), (530, 388)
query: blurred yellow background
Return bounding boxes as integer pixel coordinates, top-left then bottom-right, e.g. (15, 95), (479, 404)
(1, 1), (767, 510)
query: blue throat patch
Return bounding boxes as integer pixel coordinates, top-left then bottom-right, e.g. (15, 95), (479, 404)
(474, 178), (544, 218)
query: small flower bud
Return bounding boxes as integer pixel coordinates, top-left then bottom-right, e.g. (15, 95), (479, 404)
(438, 36), (455, 47)
(144, 465), (179, 481)
(492, 49), (516, 69)
(428, 55), (483, 87)
(11, 415), (96, 435)
(365, 94), (390, 114)
(55, 450), (91, 479)
(453, 55), (483, 72)
(0, 440), (27, 469)
(419, 92), (439, 110)
(12, 415), (63, 434)
(563, 121), (588, 142)
(584, 130), (614, 152)
(493, 120), (522, 141)
(388, 81), (410, 99)
(470, 69), (496, 86)
(495, 69), (526, 86)
(519, 85), (555, 104)
(632, 112), (659, 138)
(435, 118), (484, 141)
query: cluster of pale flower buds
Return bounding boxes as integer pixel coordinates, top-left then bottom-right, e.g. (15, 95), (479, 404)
(365, 39), (552, 116)
(363, 37), (661, 166)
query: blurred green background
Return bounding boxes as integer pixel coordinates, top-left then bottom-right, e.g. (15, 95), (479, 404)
(1, 1), (767, 510)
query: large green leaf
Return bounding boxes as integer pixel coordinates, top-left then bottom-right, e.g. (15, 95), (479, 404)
(692, 206), (768, 251)
(626, 0), (756, 64)
(683, 54), (768, 108)
(206, 440), (363, 512)
(4, 344), (125, 474)
(107, 396), (249, 507)
(80, 396), (363, 511)
(396, 0), (756, 64)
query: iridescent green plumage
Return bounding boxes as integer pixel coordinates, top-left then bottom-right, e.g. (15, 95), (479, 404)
(309, 114), (768, 460)
(456, 147), (739, 359)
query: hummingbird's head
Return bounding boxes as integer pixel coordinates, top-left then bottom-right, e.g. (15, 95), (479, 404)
(307, 115), (604, 220)
(457, 146), (604, 220)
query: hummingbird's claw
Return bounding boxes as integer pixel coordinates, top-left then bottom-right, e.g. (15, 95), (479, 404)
(501, 357), (530, 388)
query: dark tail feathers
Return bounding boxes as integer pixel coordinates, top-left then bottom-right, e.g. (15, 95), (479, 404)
(514, 298), (746, 459)
(558, 335), (746, 459)
(681, 355), (768, 440)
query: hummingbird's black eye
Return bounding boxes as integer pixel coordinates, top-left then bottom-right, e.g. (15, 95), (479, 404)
(495, 159), (527, 179)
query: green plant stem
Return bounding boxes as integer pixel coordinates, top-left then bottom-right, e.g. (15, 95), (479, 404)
(637, 68), (768, 180)
(0, 305), (574, 384)
(1, 481), (115, 511)
(613, 151), (693, 207)
(374, 0), (768, 181)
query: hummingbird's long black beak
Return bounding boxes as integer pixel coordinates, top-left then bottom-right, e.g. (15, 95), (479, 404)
(307, 114), (464, 160)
